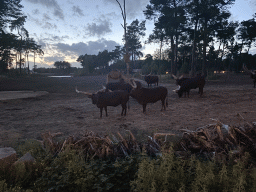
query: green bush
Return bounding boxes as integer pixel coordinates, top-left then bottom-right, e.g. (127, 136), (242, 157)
(1, 140), (256, 191)
(34, 147), (142, 192)
(0, 179), (33, 192)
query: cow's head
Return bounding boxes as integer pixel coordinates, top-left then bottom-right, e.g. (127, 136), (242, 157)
(172, 74), (184, 85)
(128, 79), (141, 97)
(243, 64), (256, 75)
(75, 86), (110, 103)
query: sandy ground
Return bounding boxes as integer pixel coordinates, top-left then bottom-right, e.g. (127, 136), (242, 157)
(0, 74), (256, 147)
(0, 91), (48, 100)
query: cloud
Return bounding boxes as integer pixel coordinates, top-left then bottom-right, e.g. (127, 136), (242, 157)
(104, 0), (149, 19)
(53, 8), (64, 20)
(43, 13), (51, 21)
(44, 56), (66, 63)
(55, 38), (120, 56)
(38, 33), (70, 44)
(42, 22), (57, 30)
(36, 39), (120, 68)
(72, 6), (84, 16)
(24, 0), (64, 20)
(25, 0), (60, 9)
(32, 9), (40, 15)
(85, 19), (112, 37)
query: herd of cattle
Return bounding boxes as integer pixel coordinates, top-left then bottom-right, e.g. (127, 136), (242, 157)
(76, 67), (255, 118)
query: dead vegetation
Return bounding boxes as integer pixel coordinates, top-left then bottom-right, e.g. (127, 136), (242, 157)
(40, 117), (256, 161)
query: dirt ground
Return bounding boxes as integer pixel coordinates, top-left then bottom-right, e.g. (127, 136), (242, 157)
(0, 73), (256, 147)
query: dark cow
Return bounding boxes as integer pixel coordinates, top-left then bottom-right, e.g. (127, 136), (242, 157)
(105, 79), (138, 93)
(144, 75), (159, 87)
(76, 87), (129, 118)
(172, 74), (205, 98)
(172, 75), (189, 97)
(106, 79), (142, 109)
(243, 64), (256, 88)
(129, 80), (168, 113)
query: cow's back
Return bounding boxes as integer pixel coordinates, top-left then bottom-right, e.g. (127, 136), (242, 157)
(140, 86), (167, 103)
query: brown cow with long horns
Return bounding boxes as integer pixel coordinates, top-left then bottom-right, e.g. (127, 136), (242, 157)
(76, 86), (129, 118)
(129, 80), (168, 113)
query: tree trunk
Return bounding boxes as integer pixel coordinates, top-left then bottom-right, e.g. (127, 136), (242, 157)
(159, 40), (163, 60)
(27, 53), (30, 74)
(191, 19), (198, 77)
(170, 36), (175, 75)
(19, 51), (22, 74)
(202, 20), (208, 76)
(34, 52), (35, 72)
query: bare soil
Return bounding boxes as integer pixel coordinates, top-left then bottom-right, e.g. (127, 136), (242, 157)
(0, 73), (256, 147)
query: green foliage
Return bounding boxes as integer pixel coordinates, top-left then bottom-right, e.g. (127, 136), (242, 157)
(1, 141), (256, 191)
(15, 139), (50, 162)
(0, 140), (48, 190)
(132, 150), (255, 192)
(53, 61), (71, 70)
(131, 148), (186, 192)
(34, 147), (142, 192)
(0, 179), (33, 192)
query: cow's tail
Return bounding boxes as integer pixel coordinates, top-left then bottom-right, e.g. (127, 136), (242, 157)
(165, 94), (168, 108)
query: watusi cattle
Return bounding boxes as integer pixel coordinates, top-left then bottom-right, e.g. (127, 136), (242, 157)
(144, 75), (159, 87)
(105, 79), (142, 109)
(105, 78), (141, 93)
(129, 80), (168, 113)
(172, 75), (189, 97)
(76, 87), (129, 118)
(243, 64), (256, 88)
(172, 74), (205, 98)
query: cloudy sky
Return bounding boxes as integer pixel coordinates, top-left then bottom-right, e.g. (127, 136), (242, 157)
(20, 0), (256, 68)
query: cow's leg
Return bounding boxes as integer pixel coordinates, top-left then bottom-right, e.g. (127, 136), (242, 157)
(143, 104), (147, 113)
(121, 104), (127, 116)
(199, 87), (203, 96)
(254, 80), (256, 88)
(121, 107), (124, 116)
(187, 90), (190, 98)
(100, 107), (103, 118)
(104, 106), (108, 117)
(161, 99), (166, 111)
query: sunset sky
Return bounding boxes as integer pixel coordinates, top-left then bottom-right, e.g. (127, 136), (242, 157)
(19, 0), (256, 68)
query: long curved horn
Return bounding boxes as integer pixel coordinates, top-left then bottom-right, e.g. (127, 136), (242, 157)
(243, 64), (251, 73)
(172, 74), (177, 79)
(130, 79), (137, 89)
(178, 75), (184, 79)
(139, 73), (144, 77)
(243, 64), (256, 75)
(173, 85), (180, 92)
(106, 74), (109, 83)
(100, 86), (112, 92)
(75, 86), (93, 96)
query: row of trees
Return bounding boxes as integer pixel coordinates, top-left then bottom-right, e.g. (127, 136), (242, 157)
(75, 0), (256, 76)
(0, 0), (43, 74)
(144, 0), (256, 75)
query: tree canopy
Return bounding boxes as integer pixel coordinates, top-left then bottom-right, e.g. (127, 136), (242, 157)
(0, 0), (43, 74)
